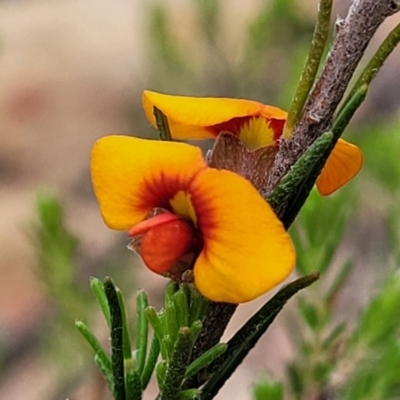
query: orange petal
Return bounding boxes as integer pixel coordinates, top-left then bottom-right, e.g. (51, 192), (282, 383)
(91, 135), (207, 230)
(142, 90), (287, 140)
(316, 138), (363, 196)
(189, 168), (295, 303)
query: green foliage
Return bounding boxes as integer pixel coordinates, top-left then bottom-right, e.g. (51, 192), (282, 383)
(78, 275), (318, 399)
(32, 192), (135, 396)
(30, 192), (100, 394)
(340, 272), (400, 400)
(146, 2), (195, 92)
(253, 377), (284, 400)
(35, 190), (83, 308)
(78, 279), (213, 399)
(361, 120), (400, 192)
(290, 188), (356, 275)
(145, 0), (314, 102)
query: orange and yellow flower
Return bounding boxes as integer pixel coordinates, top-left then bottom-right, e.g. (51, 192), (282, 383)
(143, 90), (363, 196)
(91, 135), (295, 304)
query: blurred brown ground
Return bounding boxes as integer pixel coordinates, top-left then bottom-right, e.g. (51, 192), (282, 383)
(0, 1), (399, 399)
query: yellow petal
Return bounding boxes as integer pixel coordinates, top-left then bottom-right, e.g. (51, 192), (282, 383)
(142, 90), (287, 140)
(189, 168), (295, 303)
(238, 116), (280, 150)
(91, 135), (207, 230)
(316, 138), (363, 196)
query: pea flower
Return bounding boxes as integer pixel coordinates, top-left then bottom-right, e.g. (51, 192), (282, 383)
(143, 91), (363, 196)
(91, 136), (295, 304)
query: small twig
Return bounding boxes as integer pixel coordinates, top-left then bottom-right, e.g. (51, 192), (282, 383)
(283, 0), (333, 138)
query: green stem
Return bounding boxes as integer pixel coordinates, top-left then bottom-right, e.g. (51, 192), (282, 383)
(104, 277), (126, 400)
(283, 0), (333, 138)
(339, 21), (400, 116)
(154, 107), (173, 141)
(333, 84), (368, 140)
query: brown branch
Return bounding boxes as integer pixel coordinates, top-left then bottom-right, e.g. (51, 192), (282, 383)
(267, 0), (400, 194)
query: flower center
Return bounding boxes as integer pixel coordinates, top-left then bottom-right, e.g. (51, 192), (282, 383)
(209, 116), (284, 151)
(169, 190), (197, 226)
(237, 117), (277, 150)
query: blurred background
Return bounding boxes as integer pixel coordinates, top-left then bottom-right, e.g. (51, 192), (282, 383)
(1, 0), (400, 399)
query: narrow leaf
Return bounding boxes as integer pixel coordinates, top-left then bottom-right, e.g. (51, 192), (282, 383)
(185, 343), (227, 379)
(156, 361), (168, 392)
(136, 290), (149, 375)
(141, 335), (160, 389)
(340, 22), (400, 115)
(179, 388), (201, 400)
(104, 277), (126, 400)
(165, 300), (179, 352)
(75, 320), (112, 372)
(116, 287), (133, 363)
(173, 289), (190, 329)
(94, 354), (114, 395)
(146, 307), (165, 341)
(189, 285), (209, 325)
(90, 277), (111, 328)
